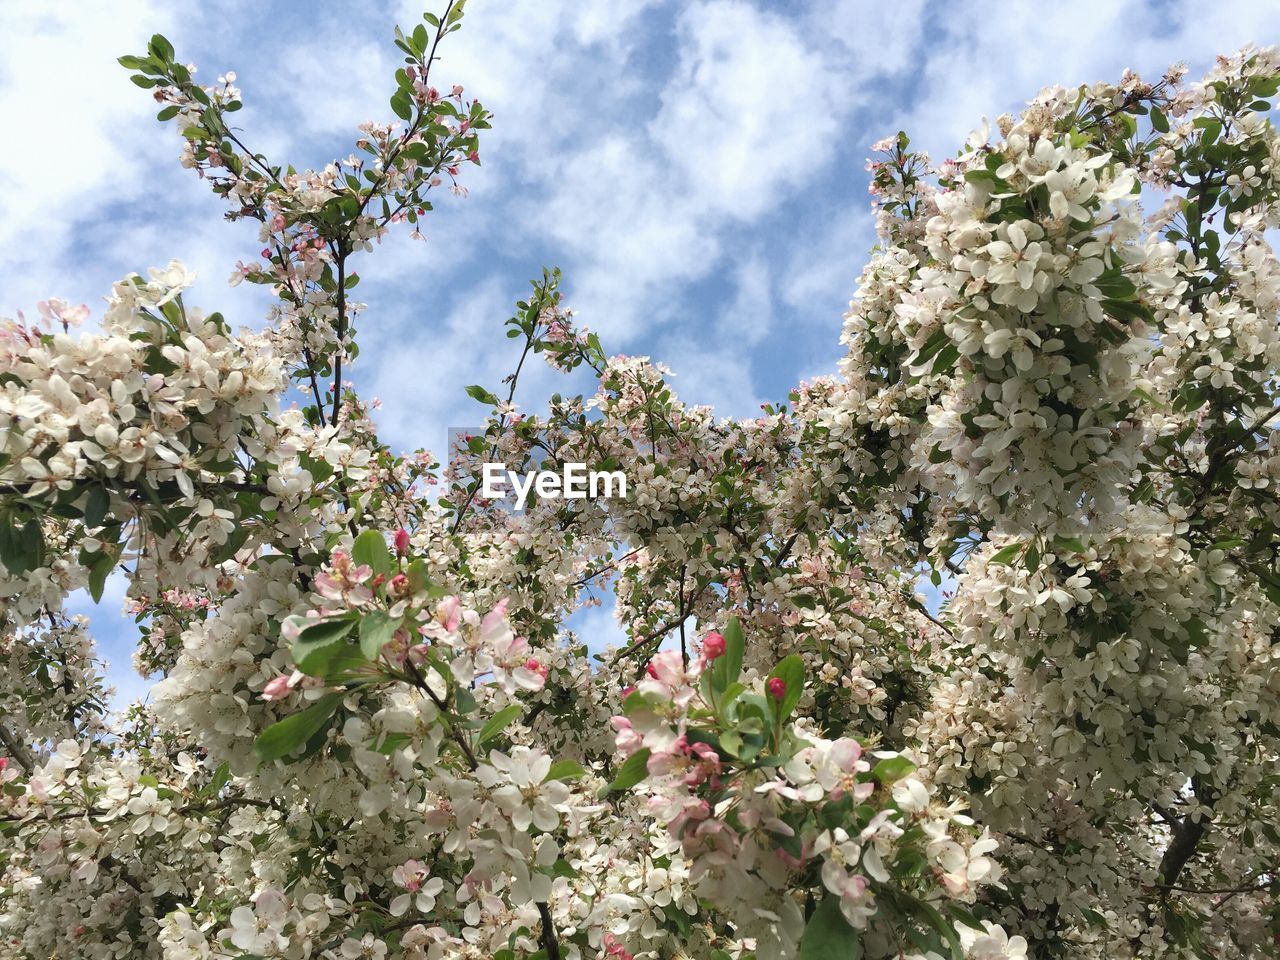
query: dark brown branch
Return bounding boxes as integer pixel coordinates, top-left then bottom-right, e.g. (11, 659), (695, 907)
(0, 720), (35, 774)
(1157, 780), (1216, 891)
(536, 901), (561, 960)
(403, 657), (477, 770)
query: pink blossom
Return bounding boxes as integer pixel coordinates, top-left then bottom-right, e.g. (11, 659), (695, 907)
(609, 716), (643, 755)
(523, 657), (548, 681)
(36, 299), (90, 328)
(603, 933), (634, 960)
(392, 858), (430, 891)
(701, 631), (725, 660)
(434, 595), (461, 632)
(261, 671), (302, 701)
(768, 677), (787, 701)
(393, 528), (411, 555)
(645, 650), (686, 687)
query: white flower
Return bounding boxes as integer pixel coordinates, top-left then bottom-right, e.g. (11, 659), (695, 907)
(479, 746), (570, 832)
(389, 859), (445, 917)
(960, 921), (1028, 960)
(227, 889), (290, 954)
(125, 786), (172, 835)
(340, 933), (388, 959)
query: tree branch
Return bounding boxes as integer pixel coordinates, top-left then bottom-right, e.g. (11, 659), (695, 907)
(536, 901), (561, 960)
(0, 720), (35, 774)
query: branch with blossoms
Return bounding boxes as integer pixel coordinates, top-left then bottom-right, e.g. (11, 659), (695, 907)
(603, 619), (1015, 960)
(119, 3), (489, 431)
(258, 529), (553, 766)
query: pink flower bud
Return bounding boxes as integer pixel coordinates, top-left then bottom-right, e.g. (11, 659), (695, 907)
(767, 677), (787, 701)
(394, 528), (411, 555)
(261, 675), (295, 701)
(702, 631), (726, 660)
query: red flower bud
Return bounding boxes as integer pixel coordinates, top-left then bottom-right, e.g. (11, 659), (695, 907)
(394, 528), (411, 555)
(702, 631), (726, 660)
(767, 677), (787, 701)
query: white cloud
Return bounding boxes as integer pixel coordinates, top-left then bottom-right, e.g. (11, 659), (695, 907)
(653, 0), (848, 220)
(361, 276), (585, 454)
(819, 0), (928, 73)
(716, 252), (773, 345)
(780, 212), (872, 316)
(653, 334), (764, 419)
(894, 0), (1280, 162)
(0, 2), (179, 310)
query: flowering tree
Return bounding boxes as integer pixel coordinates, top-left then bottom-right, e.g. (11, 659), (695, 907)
(1, 5), (1277, 957)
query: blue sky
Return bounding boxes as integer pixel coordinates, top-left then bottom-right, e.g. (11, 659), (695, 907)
(4, 0), (1279, 705)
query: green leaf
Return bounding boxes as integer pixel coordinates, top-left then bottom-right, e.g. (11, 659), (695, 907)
(148, 33), (175, 62)
(599, 748), (651, 797)
(767, 654), (805, 722)
(544, 759), (587, 782)
(1150, 106), (1170, 133)
(465, 384), (500, 405)
(947, 903), (988, 933)
(88, 553), (114, 603)
(547, 857), (579, 879)
(873, 753), (917, 784)
(908, 327), (950, 368)
(930, 342), (961, 376)
(720, 729), (743, 756)
(410, 23), (429, 54)
(709, 616), (745, 694)
(405, 558), (438, 596)
(0, 516), (26, 575)
(352, 529), (393, 576)
(916, 898), (964, 960)
(19, 517), (44, 571)
(291, 616), (357, 675)
(1053, 535), (1086, 554)
(800, 894), (861, 960)
(390, 88), (413, 121)
(359, 611), (399, 659)
(255, 692), (343, 763)
(83, 486), (110, 529)
(200, 761), (231, 799)
(988, 542), (1023, 566)
(478, 704), (523, 745)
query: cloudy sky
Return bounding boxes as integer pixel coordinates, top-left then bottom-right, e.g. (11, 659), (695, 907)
(4, 0), (1278, 704)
